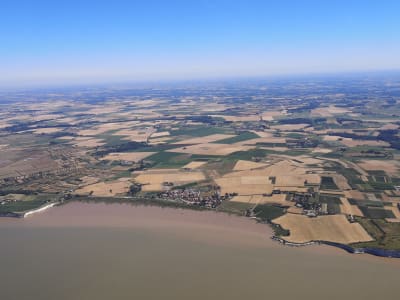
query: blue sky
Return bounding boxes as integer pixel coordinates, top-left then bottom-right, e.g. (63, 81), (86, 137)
(1, 0), (400, 86)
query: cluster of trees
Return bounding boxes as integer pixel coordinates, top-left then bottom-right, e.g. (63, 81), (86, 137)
(95, 141), (148, 156)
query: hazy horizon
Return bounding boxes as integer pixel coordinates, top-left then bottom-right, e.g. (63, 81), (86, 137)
(1, 0), (400, 87)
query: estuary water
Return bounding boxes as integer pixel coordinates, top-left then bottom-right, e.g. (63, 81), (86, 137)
(0, 202), (399, 300)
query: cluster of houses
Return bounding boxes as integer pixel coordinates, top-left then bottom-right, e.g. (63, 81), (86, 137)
(291, 192), (329, 217)
(158, 188), (224, 208)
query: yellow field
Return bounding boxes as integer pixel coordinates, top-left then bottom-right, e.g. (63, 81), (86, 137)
(182, 161), (207, 169)
(231, 194), (289, 205)
(331, 174), (352, 190)
(275, 174), (320, 186)
(216, 158), (321, 195)
(311, 105), (351, 117)
(261, 110), (285, 121)
(273, 214), (373, 244)
(323, 135), (342, 141)
(33, 127), (63, 134)
(339, 197), (364, 217)
(77, 122), (140, 136)
(101, 152), (156, 162)
(340, 138), (390, 147)
(75, 179), (131, 196)
(358, 160), (400, 176)
(233, 160), (268, 171)
(215, 176), (274, 195)
(133, 169), (206, 191)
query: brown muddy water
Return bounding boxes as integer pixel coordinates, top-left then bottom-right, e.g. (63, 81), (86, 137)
(0, 202), (399, 300)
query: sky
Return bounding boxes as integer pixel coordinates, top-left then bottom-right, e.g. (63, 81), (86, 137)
(1, 0), (400, 87)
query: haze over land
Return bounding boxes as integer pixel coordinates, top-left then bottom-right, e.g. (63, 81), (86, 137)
(1, 0), (400, 87)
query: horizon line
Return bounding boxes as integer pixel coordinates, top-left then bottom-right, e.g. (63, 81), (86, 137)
(1, 68), (400, 91)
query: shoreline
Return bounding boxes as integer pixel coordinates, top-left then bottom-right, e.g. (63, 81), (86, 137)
(271, 236), (400, 258)
(2, 197), (400, 259)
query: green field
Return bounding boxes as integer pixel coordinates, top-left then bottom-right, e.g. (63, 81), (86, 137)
(353, 218), (400, 250)
(216, 131), (259, 144)
(318, 194), (342, 214)
(0, 199), (49, 213)
(253, 204), (286, 222)
(146, 152), (192, 168)
(320, 176), (339, 190)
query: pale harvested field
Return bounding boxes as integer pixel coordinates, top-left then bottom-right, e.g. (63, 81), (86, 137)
(219, 159), (322, 195)
(274, 214), (373, 244)
(311, 148), (332, 154)
(261, 110), (285, 121)
(33, 127), (63, 134)
(233, 160), (268, 171)
(55, 117), (80, 124)
(31, 114), (64, 122)
(270, 124), (310, 131)
(323, 135), (342, 141)
(168, 143), (253, 156)
(230, 194), (287, 204)
(380, 123), (399, 130)
(101, 152), (156, 162)
(77, 122), (139, 136)
(115, 128), (156, 142)
(340, 138), (390, 147)
(257, 194), (289, 205)
(311, 105), (351, 117)
(339, 197), (364, 217)
(182, 161), (207, 169)
(259, 146), (290, 152)
(148, 137), (173, 144)
(250, 131), (275, 138)
(215, 176), (273, 195)
(218, 115), (260, 122)
(134, 169), (206, 191)
(58, 136), (75, 140)
(173, 134), (235, 145)
(75, 179), (131, 196)
(275, 174), (320, 186)
(150, 131), (170, 138)
(200, 103), (230, 112)
(331, 174), (352, 190)
(72, 138), (105, 148)
(358, 160), (400, 176)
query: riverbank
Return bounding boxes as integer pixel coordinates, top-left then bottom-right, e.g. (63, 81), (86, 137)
(271, 236), (400, 258)
(2, 197), (400, 259)
(0, 201), (59, 218)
